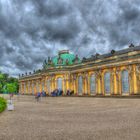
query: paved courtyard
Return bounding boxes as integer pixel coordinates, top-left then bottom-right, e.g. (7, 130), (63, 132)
(0, 95), (140, 140)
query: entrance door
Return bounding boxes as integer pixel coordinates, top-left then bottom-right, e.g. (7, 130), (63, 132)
(57, 78), (63, 90)
(90, 74), (96, 95)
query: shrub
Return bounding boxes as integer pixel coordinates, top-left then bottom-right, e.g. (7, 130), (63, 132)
(0, 97), (7, 113)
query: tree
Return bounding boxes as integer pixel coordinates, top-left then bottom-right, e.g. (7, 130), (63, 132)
(3, 73), (9, 81)
(6, 83), (17, 93)
(0, 72), (19, 94)
(0, 83), (2, 93)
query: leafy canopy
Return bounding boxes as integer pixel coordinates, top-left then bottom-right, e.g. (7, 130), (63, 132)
(0, 71), (19, 93)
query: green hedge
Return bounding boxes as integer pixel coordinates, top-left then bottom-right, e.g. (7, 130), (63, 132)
(0, 97), (7, 113)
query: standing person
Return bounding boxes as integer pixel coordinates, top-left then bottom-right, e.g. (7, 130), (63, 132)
(35, 92), (41, 102)
(44, 91), (47, 97)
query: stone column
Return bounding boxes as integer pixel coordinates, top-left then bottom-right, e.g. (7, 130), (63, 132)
(87, 74), (90, 95)
(51, 74), (55, 92)
(114, 68), (118, 94)
(45, 77), (47, 93)
(67, 73), (70, 90)
(24, 82), (26, 94)
(111, 69), (115, 95)
(136, 64), (140, 94)
(41, 79), (45, 91)
(46, 77), (51, 94)
(62, 77), (65, 95)
(27, 81), (30, 94)
(27, 81), (29, 94)
(31, 81), (34, 95)
(83, 72), (88, 95)
(95, 70), (102, 95)
(34, 81), (36, 94)
(44, 77), (47, 92)
(115, 68), (121, 95)
(70, 75), (74, 91)
(38, 79), (41, 92)
(36, 80), (39, 93)
(95, 72), (98, 95)
(101, 72), (104, 95)
(64, 73), (68, 92)
(65, 74), (69, 95)
(39, 79), (41, 92)
(69, 73), (72, 90)
(95, 72), (99, 94)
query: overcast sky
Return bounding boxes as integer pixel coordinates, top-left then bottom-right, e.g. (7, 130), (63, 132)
(0, 0), (140, 77)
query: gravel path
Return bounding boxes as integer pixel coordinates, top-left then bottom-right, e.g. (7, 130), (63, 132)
(0, 95), (140, 140)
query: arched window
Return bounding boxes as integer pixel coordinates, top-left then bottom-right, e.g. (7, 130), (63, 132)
(122, 70), (129, 94)
(78, 76), (83, 95)
(104, 72), (111, 94)
(90, 74), (96, 94)
(57, 77), (63, 90)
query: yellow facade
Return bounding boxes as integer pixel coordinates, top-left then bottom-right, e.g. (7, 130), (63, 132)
(19, 47), (140, 96)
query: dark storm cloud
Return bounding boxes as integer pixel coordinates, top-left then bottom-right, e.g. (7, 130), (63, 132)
(0, 0), (140, 76)
(33, 0), (72, 17)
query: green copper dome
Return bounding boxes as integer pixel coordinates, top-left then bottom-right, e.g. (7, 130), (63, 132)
(52, 50), (80, 66)
(44, 50), (81, 68)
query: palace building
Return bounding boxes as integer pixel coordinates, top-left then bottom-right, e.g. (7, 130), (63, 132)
(19, 44), (140, 96)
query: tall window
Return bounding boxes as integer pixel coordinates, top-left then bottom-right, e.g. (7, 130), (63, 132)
(90, 74), (96, 94)
(104, 72), (111, 94)
(78, 76), (83, 95)
(122, 70), (129, 93)
(57, 78), (63, 90)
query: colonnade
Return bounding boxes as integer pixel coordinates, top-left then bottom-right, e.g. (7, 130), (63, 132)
(19, 64), (140, 96)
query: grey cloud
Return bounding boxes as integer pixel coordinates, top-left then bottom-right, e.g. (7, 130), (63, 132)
(0, 0), (140, 76)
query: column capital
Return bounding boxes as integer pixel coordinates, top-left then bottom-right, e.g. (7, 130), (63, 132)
(82, 72), (88, 80)
(95, 70), (102, 80)
(73, 73), (78, 80)
(136, 64), (140, 74)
